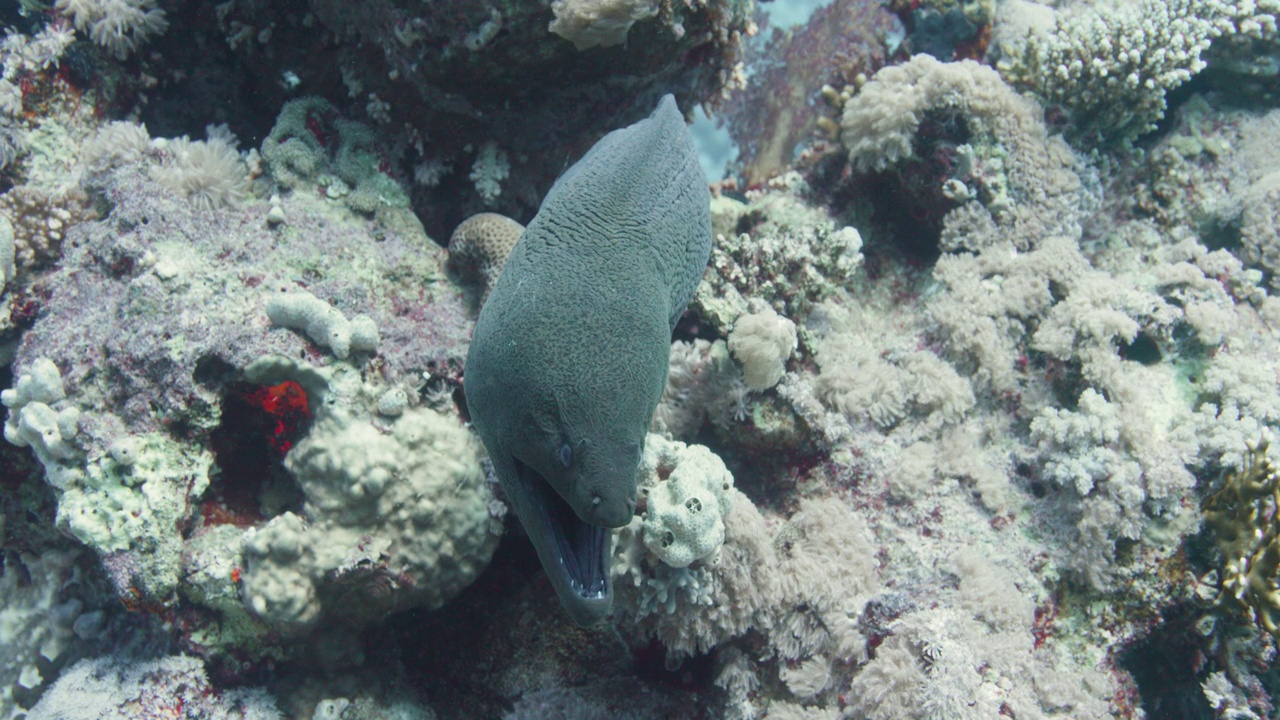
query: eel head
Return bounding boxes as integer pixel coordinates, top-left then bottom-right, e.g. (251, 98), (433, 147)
(492, 422), (642, 626)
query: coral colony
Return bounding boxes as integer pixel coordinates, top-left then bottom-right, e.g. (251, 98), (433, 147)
(2, 0), (1280, 718)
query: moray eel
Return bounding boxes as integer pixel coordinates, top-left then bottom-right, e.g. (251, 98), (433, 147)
(464, 95), (712, 625)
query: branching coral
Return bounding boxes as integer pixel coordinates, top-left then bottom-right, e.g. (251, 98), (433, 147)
(1004, 0), (1279, 144)
(1203, 437), (1280, 636)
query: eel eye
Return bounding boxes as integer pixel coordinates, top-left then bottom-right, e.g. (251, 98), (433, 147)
(558, 441), (573, 468)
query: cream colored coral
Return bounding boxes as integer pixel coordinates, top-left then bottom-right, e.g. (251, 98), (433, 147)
(55, 0), (169, 58)
(727, 305), (797, 391)
(840, 54), (1080, 252)
(0, 186), (92, 268)
(448, 212), (524, 303)
(152, 136), (249, 211)
(241, 405), (499, 631)
(1019, 0), (1279, 142)
(638, 435), (735, 568)
(815, 335), (974, 428)
(548, 0), (660, 50)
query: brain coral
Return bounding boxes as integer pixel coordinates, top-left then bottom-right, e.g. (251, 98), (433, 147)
(448, 212), (525, 305)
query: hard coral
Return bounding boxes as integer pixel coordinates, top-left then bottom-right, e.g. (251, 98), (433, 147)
(549, 0), (660, 51)
(1006, 0), (1280, 144)
(1203, 437), (1280, 636)
(0, 186), (93, 268)
(241, 402), (499, 631)
(695, 191), (863, 337)
(448, 212), (524, 306)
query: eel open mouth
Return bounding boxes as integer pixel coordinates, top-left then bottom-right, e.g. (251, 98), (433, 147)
(515, 457), (610, 600)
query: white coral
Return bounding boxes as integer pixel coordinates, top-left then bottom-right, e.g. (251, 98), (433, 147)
(639, 436), (735, 568)
(841, 54), (1082, 253)
(152, 135), (249, 211)
(56, 0), (169, 58)
(82, 121), (152, 175)
(548, 0), (659, 49)
(815, 337), (974, 428)
(468, 142), (509, 205)
(1019, 0), (1279, 141)
(727, 305), (797, 391)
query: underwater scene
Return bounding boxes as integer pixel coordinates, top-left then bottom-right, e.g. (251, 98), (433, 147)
(3, 0), (1280, 717)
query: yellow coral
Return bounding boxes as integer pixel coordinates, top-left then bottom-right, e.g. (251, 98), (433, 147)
(1203, 437), (1280, 636)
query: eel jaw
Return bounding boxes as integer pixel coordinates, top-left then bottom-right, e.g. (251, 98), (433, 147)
(513, 457), (613, 625)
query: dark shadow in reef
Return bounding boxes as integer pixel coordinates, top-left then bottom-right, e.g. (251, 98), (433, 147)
(1117, 603), (1214, 720)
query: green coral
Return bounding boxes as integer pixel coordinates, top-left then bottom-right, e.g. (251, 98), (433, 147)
(260, 97), (409, 215)
(1203, 437), (1280, 636)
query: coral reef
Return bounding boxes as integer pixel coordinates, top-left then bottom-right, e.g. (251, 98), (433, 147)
(0, 63), (490, 707)
(696, 187), (864, 338)
(8, 0), (1280, 717)
(448, 213), (526, 306)
(1203, 438), (1280, 636)
(55, 0), (169, 59)
(998, 0), (1280, 144)
(839, 53), (1082, 254)
(241, 370), (499, 632)
(27, 654), (279, 719)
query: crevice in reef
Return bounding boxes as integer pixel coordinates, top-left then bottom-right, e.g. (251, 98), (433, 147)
(200, 380), (311, 530)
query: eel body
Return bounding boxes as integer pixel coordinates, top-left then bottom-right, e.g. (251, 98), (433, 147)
(463, 95), (712, 625)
